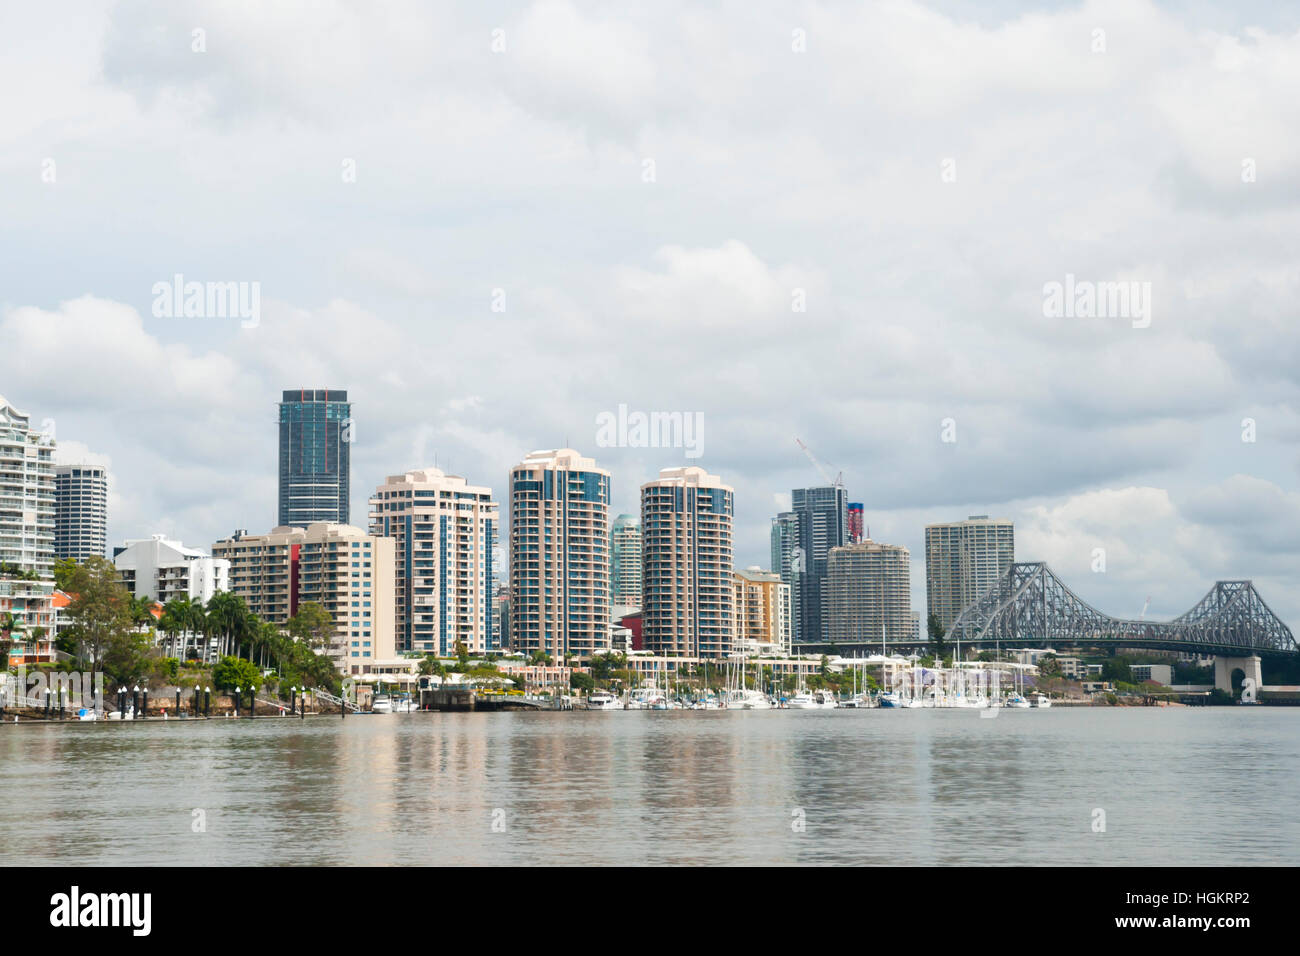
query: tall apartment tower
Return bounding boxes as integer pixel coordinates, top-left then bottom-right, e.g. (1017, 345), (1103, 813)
(791, 484), (847, 645)
(278, 388), (351, 527)
(825, 539), (913, 645)
(847, 502), (865, 544)
(925, 515), (1015, 628)
(370, 468), (498, 657)
(610, 513), (643, 608)
(641, 466), (735, 660)
(213, 523), (395, 673)
(508, 449), (611, 663)
(55, 464), (108, 563)
(769, 511), (801, 643)
(0, 395), (56, 576)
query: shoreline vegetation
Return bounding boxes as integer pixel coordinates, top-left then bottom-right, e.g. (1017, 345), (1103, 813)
(2, 560), (1279, 723)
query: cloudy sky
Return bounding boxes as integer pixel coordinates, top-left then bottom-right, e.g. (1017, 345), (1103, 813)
(3, 0), (1299, 628)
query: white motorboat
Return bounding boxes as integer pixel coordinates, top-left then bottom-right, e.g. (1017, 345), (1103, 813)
(77, 707), (97, 721)
(878, 691), (902, 708)
(1005, 695), (1031, 709)
(728, 689), (773, 710)
(787, 691), (820, 709)
(371, 694), (393, 713)
(586, 692), (622, 711)
(1031, 694), (1052, 709)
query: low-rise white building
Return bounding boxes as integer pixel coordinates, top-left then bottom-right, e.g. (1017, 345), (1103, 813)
(113, 534), (230, 604)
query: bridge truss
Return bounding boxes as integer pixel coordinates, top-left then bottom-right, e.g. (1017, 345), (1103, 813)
(944, 562), (1298, 656)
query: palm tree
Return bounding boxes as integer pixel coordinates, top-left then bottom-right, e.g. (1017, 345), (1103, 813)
(1, 612), (23, 663)
(206, 592), (249, 659)
(160, 596), (193, 659)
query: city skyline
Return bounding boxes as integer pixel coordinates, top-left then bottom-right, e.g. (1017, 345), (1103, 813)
(4, 2), (1300, 635)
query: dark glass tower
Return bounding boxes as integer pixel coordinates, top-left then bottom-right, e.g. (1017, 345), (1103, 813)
(278, 389), (351, 527)
(791, 484), (847, 645)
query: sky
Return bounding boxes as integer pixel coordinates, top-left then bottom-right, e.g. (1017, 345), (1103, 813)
(2, 0), (1299, 629)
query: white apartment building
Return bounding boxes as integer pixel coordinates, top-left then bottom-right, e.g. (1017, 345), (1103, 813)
(114, 534), (230, 604)
(370, 468), (499, 656)
(641, 466), (735, 660)
(509, 449), (611, 663)
(0, 395), (55, 577)
(925, 515), (1015, 628)
(213, 523), (395, 673)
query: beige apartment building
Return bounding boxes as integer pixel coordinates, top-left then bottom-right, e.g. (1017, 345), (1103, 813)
(734, 567), (791, 654)
(370, 468), (499, 657)
(509, 449), (611, 663)
(825, 539), (913, 645)
(213, 523), (395, 673)
(641, 466), (735, 660)
(925, 515), (1014, 628)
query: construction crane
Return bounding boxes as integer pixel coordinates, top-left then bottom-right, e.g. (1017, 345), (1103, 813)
(794, 437), (844, 489)
(1139, 596), (1151, 621)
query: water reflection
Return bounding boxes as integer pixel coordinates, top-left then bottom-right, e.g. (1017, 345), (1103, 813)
(0, 709), (1296, 866)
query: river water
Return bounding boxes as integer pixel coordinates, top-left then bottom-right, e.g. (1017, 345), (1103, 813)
(1, 708), (1295, 866)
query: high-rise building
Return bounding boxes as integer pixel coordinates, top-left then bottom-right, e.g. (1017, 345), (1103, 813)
(825, 539), (913, 645)
(278, 388), (351, 527)
(114, 534), (230, 604)
(610, 513), (642, 607)
(791, 484), (847, 645)
(213, 523), (394, 673)
(0, 395), (55, 577)
(925, 515), (1015, 629)
(641, 466), (734, 659)
(847, 502), (864, 544)
(734, 567), (791, 655)
(492, 585), (511, 652)
(508, 449), (611, 663)
(369, 468), (498, 656)
(769, 510), (801, 642)
(55, 464), (108, 563)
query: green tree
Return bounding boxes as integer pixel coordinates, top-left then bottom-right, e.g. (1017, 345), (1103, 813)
(101, 628), (153, 688)
(570, 671), (596, 693)
(927, 613), (947, 656)
(1101, 658), (1132, 684)
(206, 591), (251, 659)
(1038, 654), (1060, 677)
(212, 655), (262, 692)
(62, 557), (134, 680)
(52, 556), (79, 591)
(287, 601), (334, 652)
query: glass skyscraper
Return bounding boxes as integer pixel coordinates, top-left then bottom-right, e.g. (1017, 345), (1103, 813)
(278, 388), (351, 527)
(791, 484), (847, 645)
(610, 513), (642, 608)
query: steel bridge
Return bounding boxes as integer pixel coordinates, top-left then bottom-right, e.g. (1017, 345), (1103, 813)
(941, 562), (1298, 656)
